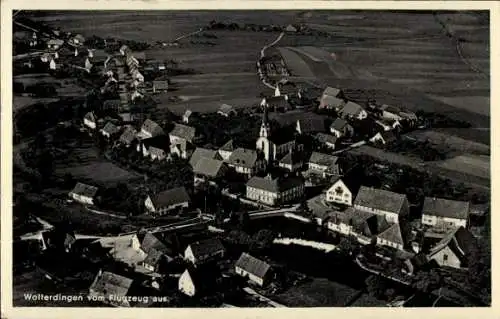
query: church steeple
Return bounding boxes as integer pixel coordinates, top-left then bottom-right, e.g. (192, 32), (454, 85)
(259, 105), (271, 138)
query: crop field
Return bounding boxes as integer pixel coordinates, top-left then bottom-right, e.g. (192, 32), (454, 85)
(406, 130), (490, 155)
(434, 154), (490, 180)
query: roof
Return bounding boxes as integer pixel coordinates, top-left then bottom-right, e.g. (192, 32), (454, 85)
(103, 99), (121, 109)
(219, 103), (236, 115)
(422, 197), (470, 220)
(428, 226), (476, 259)
(141, 135), (170, 151)
(140, 232), (170, 255)
(322, 86), (342, 98)
(279, 151), (302, 166)
(296, 117), (327, 134)
(119, 126), (137, 144)
(265, 96), (290, 110)
(189, 147), (218, 168)
(329, 176), (360, 196)
(380, 104), (401, 114)
(101, 122), (120, 135)
(89, 271), (133, 296)
(235, 253), (271, 279)
(228, 148), (259, 168)
(269, 124), (297, 145)
(73, 34), (85, 42)
(309, 151), (339, 167)
(377, 223), (404, 246)
(48, 39), (64, 45)
(315, 133), (338, 145)
(219, 139), (235, 152)
(193, 157), (225, 178)
(320, 95), (345, 108)
(330, 118), (350, 131)
(143, 248), (164, 268)
(150, 187), (191, 209)
(246, 175), (304, 193)
(183, 109), (192, 118)
(170, 139), (193, 153)
(277, 82), (298, 95)
(141, 119), (164, 136)
(153, 80), (169, 90)
(354, 186), (407, 215)
(70, 182), (98, 198)
(189, 238), (225, 259)
(170, 123), (196, 141)
(84, 111), (96, 122)
(339, 101), (364, 116)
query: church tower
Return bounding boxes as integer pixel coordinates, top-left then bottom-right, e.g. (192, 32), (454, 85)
(259, 105), (271, 138)
(256, 106), (273, 162)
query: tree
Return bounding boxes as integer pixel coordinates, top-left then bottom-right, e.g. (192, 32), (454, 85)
(250, 229), (276, 252)
(365, 275), (387, 299)
(411, 269), (442, 293)
(337, 235), (359, 255)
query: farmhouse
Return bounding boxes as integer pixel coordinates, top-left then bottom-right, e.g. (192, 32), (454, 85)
(145, 187), (191, 216)
(315, 133), (338, 149)
(308, 152), (341, 177)
(83, 111), (97, 129)
(330, 118), (354, 138)
(246, 174), (305, 206)
(319, 86), (345, 109)
(278, 150), (303, 172)
(421, 197), (470, 230)
(353, 186), (409, 224)
(256, 108), (297, 162)
(218, 104), (238, 117)
(40, 229), (76, 253)
(137, 135), (170, 161)
(193, 157), (228, 186)
(139, 232), (172, 256)
(72, 34), (86, 45)
(189, 147), (220, 168)
(140, 248), (165, 273)
(100, 122), (121, 138)
(47, 39), (64, 50)
(427, 226), (476, 269)
(152, 80), (169, 93)
(274, 81), (301, 99)
(295, 117), (328, 135)
(376, 223), (405, 250)
(89, 270), (133, 307)
(218, 139), (235, 161)
(183, 110), (193, 124)
(178, 267), (218, 297)
(285, 24), (298, 33)
(139, 119), (165, 139)
(378, 104), (404, 121)
(169, 123), (196, 144)
(170, 139), (195, 159)
(227, 148), (266, 176)
(235, 253), (272, 287)
(184, 238), (226, 266)
(370, 131), (397, 145)
(326, 176), (360, 206)
(119, 126), (138, 147)
(338, 101), (368, 120)
(69, 182), (98, 205)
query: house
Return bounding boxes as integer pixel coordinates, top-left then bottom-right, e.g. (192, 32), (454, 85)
(326, 208), (383, 242)
(139, 232), (172, 255)
(139, 119), (165, 139)
(227, 148), (266, 176)
(141, 249), (165, 273)
(319, 87), (345, 109)
(338, 101), (368, 120)
(370, 131), (397, 145)
(260, 96), (291, 112)
(152, 80), (168, 93)
(184, 238), (226, 266)
(88, 270), (133, 307)
(100, 122), (121, 138)
(256, 108), (297, 162)
(138, 135), (170, 160)
(330, 118), (354, 138)
(119, 126), (137, 147)
(131, 89), (144, 101)
(193, 157), (227, 186)
(285, 24), (298, 33)
(69, 182), (98, 205)
(315, 133), (338, 149)
(182, 110), (193, 124)
(427, 226), (476, 269)
(72, 34), (86, 45)
(170, 139), (195, 159)
(49, 58), (57, 70)
(169, 123), (196, 144)
(145, 187), (191, 216)
(376, 223), (405, 250)
(217, 104), (238, 117)
(379, 104), (404, 121)
(40, 229), (76, 253)
(83, 111), (97, 129)
(278, 150), (303, 172)
(274, 81), (301, 100)
(308, 152), (341, 177)
(218, 139), (235, 161)
(296, 117), (327, 135)
(178, 267), (218, 297)
(246, 174), (305, 206)
(137, 232), (173, 272)
(325, 176), (360, 206)
(375, 119), (401, 132)
(102, 99), (121, 112)
(47, 39), (64, 50)
(189, 147), (219, 168)
(421, 197), (470, 230)
(235, 253), (272, 287)
(353, 186), (409, 224)
(119, 44), (131, 56)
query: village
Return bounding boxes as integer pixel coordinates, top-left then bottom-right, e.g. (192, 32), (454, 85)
(12, 13), (491, 308)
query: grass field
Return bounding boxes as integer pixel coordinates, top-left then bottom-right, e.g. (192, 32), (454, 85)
(407, 130), (490, 155)
(434, 154), (490, 180)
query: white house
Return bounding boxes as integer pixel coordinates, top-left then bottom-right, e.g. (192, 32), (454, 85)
(69, 182), (98, 205)
(246, 175), (305, 206)
(421, 197), (470, 230)
(184, 238), (226, 266)
(83, 111), (97, 130)
(235, 253), (271, 287)
(326, 177), (358, 206)
(178, 269), (197, 297)
(145, 187), (191, 216)
(338, 101), (368, 120)
(218, 139), (234, 161)
(427, 226), (476, 269)
(227, 148), (266, 176)
(308, 152), (341, 177)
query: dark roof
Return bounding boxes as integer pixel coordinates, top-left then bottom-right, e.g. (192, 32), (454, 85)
(70, 182), (98, 198)
(101, 122), (120, 135)
(354, 186), (407, 215)
(315, 133), (338, 145)
(189, 238), (226, 259)
(269, 124), (296, 145)
(219, 103), (236, 115)
(89, 271), (133, 296)
(428, 226), (476, 260)
(246, 175), (304, 193)
(228, 148), (259, 168)
(150, 187), (191, 209)
(141, 119), (164, 136)
(193, 157), (225, 178)
(189, 147), (218, 168)
(322, 86), (343, 98)
(170, 123), (196, 141)
(153, 80), (169, 90)
(235, 253), (271, 279)
(119, 126), (137, 144)
(309, 152), (339, 166)
(320, 95), (345, 108)
(279, 151), (302, 166)
(84, 111), (96, 122)
(143, 248), (164, 267)
(330, 118), (350, 131)
(277, 82), (298, 95)
(377, 223), (404, 246)
(422, 197), (470, 220)
(140, 232), (171, 255)
(340, 101), (364, 116)
(141, 135), (170, 151)
(219, 139), (235, 152)
(265, 96), (290, 110)
(103, 99), (121, 109)
(296, 117), (327, 134)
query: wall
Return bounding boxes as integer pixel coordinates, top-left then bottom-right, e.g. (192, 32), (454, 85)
(178, 270), (195, 297)
(429, 246), (461, 269)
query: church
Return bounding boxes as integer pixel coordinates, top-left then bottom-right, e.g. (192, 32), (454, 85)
(256, 106), (300, 163)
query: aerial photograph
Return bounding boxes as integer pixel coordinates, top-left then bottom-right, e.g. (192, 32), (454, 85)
(11, 10), (490, 308)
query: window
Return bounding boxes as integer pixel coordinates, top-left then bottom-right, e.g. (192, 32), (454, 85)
(443, 254), (448, 262)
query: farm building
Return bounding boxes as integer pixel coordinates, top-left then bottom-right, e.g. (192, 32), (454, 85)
(184, 238), (226, 266)
(47, 39), (64, 50)
(189, 147), (220, 168)
(88, 270), (133, 307)
(72, 34), (86, 45)
(338, 101), (368, 120)
(319, 86), (345, 109)
(140, 249), (165, 273)
(295, 116), (328, 135)
(119, 126), (138, 147)
(193, 157), (228, 186)
(308, 152), (341, 177)
(246, 174), (305, 206)
(376, 223), (405, 251)
(325, 176), (360, 206)
(139, 119), (165, 139)
(217, 139), (235, 161)
(83, 111), (97, 130)
(100, 122), (121, 138)
(69, 182), (98, 205)
(353, 186), (409, 224)
(278, 149), (303, 172)
(137, 135), (170, 161)
(170, 139), (195, 159)
(144, 187), (191, 216)
(40, 229), (76, 253)
(378, 104), (404, 121)
(274, 81), (301, 100)
(421, 197), (470, 230)
(330, 118), (354, 138)
(369, 131), (397, 145)
(152, 80), (169, 93)
(178, 267), (218, 297)
(427, 226), (476, 269)
(314, 133), (338, 149)
(169, 123), (196, 144)
(139, 232), (172, 256)
(182, 110), (193, 124)
(285, 24), (298, 33)
(217, 104), (238, 117)
(235, 253), (272, 287)
(227, 148), (266, 176)
(256, 108), (297, 162)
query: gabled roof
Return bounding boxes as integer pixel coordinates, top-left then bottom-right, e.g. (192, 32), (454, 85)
(339, 101), (364, 116)
(140, 232), (170, 255)
(143, 248), (164, 268)
(150, 187), (191, 209)
(354, 186), (407, 215)
(235, 253), (271, 279)
(84, 111), (97, 122)
(377, 223), (404, 246)
(309, 151), (339, 167)
(228, 148), (259, 168)
(89, 271), (133, 297)
(279, 151), (302, 166)
(170, 123), (196, 141)
(246, 175), (304, 193)
(193, 157), (226, 178)
(141, 119), (165, 136)
(296, 117), (327, 134)
(322, 86), (343, 98)
(330, 118), (350, 131)
(119, 126), (137, 144)
(101, 122), (120, 135)
(315, 133), (338, 145)
(422, 197), (470, 220)
(320, 95), (345, 108)
(189, 147), (218, 168)
(219, 103), (236, 115)
(428, 226), (476, 260)
(188, 238), (225, 259)
(265, 96), (290, 110)
(219, 139), (235, 152)
(141, 135), (170, 151)
(328, 176), (360, 196)
(48, 39), (64, 46)
(70, 182), (98, 198)
(380, 104), (401, 114)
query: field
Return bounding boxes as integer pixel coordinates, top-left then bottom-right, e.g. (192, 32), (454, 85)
(406, 130), (490, 155)
(434, 154), (490, 180)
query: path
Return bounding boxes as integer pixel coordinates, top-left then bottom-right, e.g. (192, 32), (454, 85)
(258, 32), (285, 89)
(85, 207), (127, 219)
(172, 28), (204, 43)
(243, 287), (286, 307)
(273, 237), (337, 252)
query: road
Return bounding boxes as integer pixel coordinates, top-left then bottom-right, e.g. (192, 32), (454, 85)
(258, 32), (285, 89)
